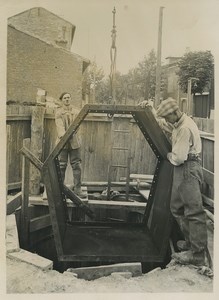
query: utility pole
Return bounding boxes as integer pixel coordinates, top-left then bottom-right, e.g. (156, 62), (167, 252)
(110, 7), (117, 104)
(155, 6), (164, 108)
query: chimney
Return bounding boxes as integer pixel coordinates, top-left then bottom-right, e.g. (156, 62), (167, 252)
(55, 26), (68, 49)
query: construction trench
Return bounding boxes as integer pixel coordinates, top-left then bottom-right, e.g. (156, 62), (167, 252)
(6, 103), (214, 285)
(7, 104), (184, 278)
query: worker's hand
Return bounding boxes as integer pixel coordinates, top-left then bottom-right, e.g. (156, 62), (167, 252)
(138, 99), (154, 109)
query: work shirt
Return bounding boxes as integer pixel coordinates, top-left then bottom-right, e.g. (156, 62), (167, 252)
(156, 113), (202, 166)
(55, 105), (81, 149)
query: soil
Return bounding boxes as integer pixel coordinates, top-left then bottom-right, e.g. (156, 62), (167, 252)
(6, 256), (213, 293)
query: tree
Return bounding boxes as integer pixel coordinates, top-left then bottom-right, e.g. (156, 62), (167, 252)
(137, 49), (157, 99)
(177, 51), (214, 94)
(82, 61), (105, 103)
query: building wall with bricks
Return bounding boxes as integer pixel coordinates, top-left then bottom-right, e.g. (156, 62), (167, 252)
(8, 7), (75, 51)
(7, 25), (87, 108)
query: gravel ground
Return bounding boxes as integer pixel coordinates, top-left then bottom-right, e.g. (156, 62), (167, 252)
(6, 256), (213, 294)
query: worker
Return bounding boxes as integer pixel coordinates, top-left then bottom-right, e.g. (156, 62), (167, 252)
(139, 97), (208, 266)
(55, 92), (86, 199)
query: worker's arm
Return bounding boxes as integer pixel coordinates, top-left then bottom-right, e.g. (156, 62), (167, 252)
(167, 127), (190, 166)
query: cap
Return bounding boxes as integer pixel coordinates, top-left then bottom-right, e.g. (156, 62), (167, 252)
(156, 97), (179, 117)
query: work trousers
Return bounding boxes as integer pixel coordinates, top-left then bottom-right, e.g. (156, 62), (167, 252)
(170, 160), (207, 255)
(58, 145), (82, 186)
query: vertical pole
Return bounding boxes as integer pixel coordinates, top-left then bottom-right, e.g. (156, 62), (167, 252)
(30, 106), (45, 195)
(155, 7), (164, 108)
(187, 79), (192, 115)
(110, 7), (117, 104)
(20, 138), (31, 249)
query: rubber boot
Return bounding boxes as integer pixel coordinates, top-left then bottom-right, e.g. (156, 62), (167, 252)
(73, 169), (87, 199)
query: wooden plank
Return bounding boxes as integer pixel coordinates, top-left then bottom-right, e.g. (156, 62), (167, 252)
(6, 214), (20, 253)
(138, 190), (150, 200)
(42, 161), (67, 256)
(7, 192), (22, 215)
(7, 119), (31, 188)
(30, 106), (45, 195)
(202, 194), (214, 207)
(68, 262), (142, 280)
(29, 214), (51, 232)
(88, 199), (146, 208)
(130, 174), (153, 182)
(199, 130), (214, 139)
(20, 147), (43, 171)
(8, 249), (53, 271)
(202, 168), (214, 187)
(29, 196), (88, 207)
(202, 139), (214, 172)
(7, 182), (22, 191)
(202, 118), (214, 134)
(7, 115), (31, 121)
(82, 181), (151, 188)
(63, 185), (95, 219)
(204, 209), (214, 222)
(20, 138), (30, 248)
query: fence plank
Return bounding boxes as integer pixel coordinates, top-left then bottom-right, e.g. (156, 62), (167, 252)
(6, 119), (31, 190)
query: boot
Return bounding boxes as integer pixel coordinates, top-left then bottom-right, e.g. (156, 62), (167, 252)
(177, 240), (191, 252)
(172, 250), (206, 266)
(73, 169), (87, 199)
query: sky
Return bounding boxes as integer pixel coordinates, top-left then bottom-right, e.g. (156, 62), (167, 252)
(1, 0), (219, 77)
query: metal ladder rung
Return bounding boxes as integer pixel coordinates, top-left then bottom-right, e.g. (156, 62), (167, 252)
(114, 130), (130, 133)
(112, 147), (129, 150)
(111, 165), (128, 168)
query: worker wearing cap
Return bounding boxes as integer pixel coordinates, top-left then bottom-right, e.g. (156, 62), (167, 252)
(139, 97), (208, 266)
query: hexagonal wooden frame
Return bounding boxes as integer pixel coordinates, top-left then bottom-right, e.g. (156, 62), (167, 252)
(42, 104), (174, 263)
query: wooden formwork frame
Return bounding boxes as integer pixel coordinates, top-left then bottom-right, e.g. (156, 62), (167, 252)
(24, 104), (174, 263)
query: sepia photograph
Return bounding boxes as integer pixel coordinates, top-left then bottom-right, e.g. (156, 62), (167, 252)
(1, 0), (218, 296)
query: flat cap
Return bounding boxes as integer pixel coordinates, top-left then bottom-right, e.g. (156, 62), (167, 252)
(156, 97), (179, 117)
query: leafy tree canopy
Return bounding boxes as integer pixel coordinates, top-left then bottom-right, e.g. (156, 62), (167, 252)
(177, 51), (214, 94)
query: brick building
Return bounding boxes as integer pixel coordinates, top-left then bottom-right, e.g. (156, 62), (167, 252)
(7, 7), (89, 108)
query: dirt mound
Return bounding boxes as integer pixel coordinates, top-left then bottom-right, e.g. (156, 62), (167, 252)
(6, 257), (213, 293)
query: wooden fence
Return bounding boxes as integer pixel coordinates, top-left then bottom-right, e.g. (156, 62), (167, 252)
(6, 105), (214, 203)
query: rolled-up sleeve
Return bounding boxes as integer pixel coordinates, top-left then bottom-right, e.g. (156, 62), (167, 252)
(167, 127), (190, 166)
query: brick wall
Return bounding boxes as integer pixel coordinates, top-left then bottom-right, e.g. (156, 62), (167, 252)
(8, 7), (75, 51)
(7, 26), (85, 108)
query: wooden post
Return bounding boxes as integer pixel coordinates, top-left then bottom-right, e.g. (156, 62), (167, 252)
(30, 106), (45, 195)
(20, 138), (31, 249)
(187, 79), (192, 115)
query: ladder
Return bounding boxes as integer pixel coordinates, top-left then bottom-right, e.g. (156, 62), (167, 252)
(107, 118), (132, 201)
